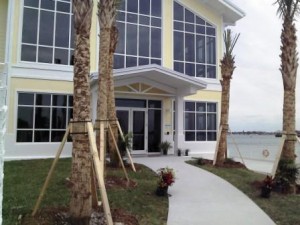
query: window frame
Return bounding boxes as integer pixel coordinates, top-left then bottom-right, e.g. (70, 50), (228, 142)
(114, 0), (163, 69)
(19, 0), (74, 66)
(184, 101), (218, 142)
(173, 1), (217, 79)
(16, 92), (73, 143)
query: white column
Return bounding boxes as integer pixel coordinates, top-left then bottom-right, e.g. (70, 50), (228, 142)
(0, 67), (7, 225)
(175, 94), (185, 151)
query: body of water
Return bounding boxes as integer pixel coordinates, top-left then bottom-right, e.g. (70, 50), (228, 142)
(227, 134), (300, 164)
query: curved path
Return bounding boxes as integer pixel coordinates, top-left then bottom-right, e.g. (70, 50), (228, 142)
(134, 156), (275, 225)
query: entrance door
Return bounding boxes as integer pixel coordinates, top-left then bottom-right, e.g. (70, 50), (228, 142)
(132, 110), (146, 153)
(117, 109), (147, 154)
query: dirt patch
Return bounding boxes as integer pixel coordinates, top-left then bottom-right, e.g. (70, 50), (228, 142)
(197, 158), (246, 168)
(21, 207), (139, 225)
(106, 176), (137, 189)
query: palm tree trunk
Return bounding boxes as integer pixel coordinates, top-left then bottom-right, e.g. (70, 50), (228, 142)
(216, 78), (231, 165)
(282, 89), (297, 160)
(107, 25), (120, 167)
(281, 17), (297, 161)
(70, 1), (93, 224)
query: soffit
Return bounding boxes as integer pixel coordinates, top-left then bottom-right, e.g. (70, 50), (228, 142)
(199, 0), (245, 25)
(90, 64), (207, 96)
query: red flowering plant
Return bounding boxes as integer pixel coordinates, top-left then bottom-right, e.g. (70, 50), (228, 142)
(157, 167), (176, 188)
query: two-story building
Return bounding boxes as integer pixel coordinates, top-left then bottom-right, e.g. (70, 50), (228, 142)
(1, 0), (244, 160)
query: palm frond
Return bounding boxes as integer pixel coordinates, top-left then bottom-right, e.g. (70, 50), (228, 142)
(223, 29), (240, 57)
(274, 0), (300, 19)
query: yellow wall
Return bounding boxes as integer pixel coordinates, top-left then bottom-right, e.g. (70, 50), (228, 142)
(7, 78), (73, 132)
(0, 0), (8, 63)
(185, 90), (221, 102)
(162, 0), (223, 80)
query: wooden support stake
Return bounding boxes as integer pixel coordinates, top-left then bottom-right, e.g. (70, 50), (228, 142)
(213, 125), (222, 165)
(99, 121), (105, 175)
(228, 128), (246, 167)
(108, 123), (130, 183)
(117, 121), (136, 172)
(271, 134), (286, 178)
(87, 122), (113, 225)
(32, 125), (70, 216)
(91, 165), (99, 209)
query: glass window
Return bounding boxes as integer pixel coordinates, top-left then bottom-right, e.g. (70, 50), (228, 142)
(21, 1), (74, 65)
(184, 101), (217, 141)
(139, 26), (150, 57)
(115, 0), (162, 69)
(140, 0), (150, 15)
(114, 55), (125, 69)
(185, 33), (195, 62)
(21, 45), (37, 62)
(17, 92), (73, 143)
(38, 47), (53, 63)
(151, 0), (162, 17)
(39, 11), (54, 46)
(174, 62), (184, 73)
(174, 32), (184, 61)
(127, 24), (138, 55)
(173, 1), (217, 79)
(18, 93), (34, 105)
(55, 13), (70, 48)
(127, 0), (138, 13)
(151, 28), (161, 58)
(185, 9), (194, 23)
(22, 8), (38, 44)
(116, 99), (147, 108)
(174, 2), (183, 21)
(116, 22), (125, 54)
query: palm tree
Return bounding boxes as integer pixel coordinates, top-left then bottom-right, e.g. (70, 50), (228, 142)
(97, 0), (118, 165)
(70, 0), (93, 224)
(107, 25), (120, 166)
(275, 0), (299, 162)
(215, 29), (240, 166)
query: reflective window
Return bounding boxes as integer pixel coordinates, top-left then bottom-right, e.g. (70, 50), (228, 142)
(184, 101), (217, 141)
(114, 0), (162, 69)
(21, 0), (74, 65)
(17, 92), (73, 143)
(173, 1), (217, 78)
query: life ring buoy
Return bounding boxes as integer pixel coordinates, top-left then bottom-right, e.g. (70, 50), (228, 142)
(262, 149), (270, 158)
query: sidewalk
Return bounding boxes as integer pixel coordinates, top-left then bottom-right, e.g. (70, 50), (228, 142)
(134, 156), (276, 225)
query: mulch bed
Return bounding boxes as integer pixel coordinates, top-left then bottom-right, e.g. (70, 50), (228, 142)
(197, 158), (246, 168)
(105, 176), (137, 189)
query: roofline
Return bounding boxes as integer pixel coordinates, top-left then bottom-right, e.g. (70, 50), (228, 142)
(90, 64), (207, 89)
(222, 0), (246, 18)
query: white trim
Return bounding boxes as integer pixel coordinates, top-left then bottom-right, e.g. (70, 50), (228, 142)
(5, 0), (14, 64)
(11, 63), (73, 81)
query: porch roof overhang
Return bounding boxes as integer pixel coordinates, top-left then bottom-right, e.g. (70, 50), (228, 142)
(200, 0), (245, 25)
(90, 64), (207, 96)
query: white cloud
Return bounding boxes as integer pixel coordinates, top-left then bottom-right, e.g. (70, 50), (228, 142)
(225, 0), (300, 131)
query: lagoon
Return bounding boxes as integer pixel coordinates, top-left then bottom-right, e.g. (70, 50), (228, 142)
(227, 134), (300, 165)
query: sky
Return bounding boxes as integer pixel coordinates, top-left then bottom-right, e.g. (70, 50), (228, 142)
(224, 0), (300, 132)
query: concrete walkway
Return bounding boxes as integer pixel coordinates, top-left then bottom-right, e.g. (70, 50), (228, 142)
(134, 156), (276, 225)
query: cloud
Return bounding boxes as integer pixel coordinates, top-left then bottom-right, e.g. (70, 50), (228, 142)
(225, 0), (300, 131)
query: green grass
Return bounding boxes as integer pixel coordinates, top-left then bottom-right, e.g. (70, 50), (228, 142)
(3, 158), (168, 225)
(187, 160), (300, 225)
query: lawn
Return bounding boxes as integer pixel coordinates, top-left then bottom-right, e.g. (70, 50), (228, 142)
(3, 158), (168, 225)
(188, 159), (300, 225)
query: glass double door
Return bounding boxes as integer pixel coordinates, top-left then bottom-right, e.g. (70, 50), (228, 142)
(117, 108), (147, 154)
